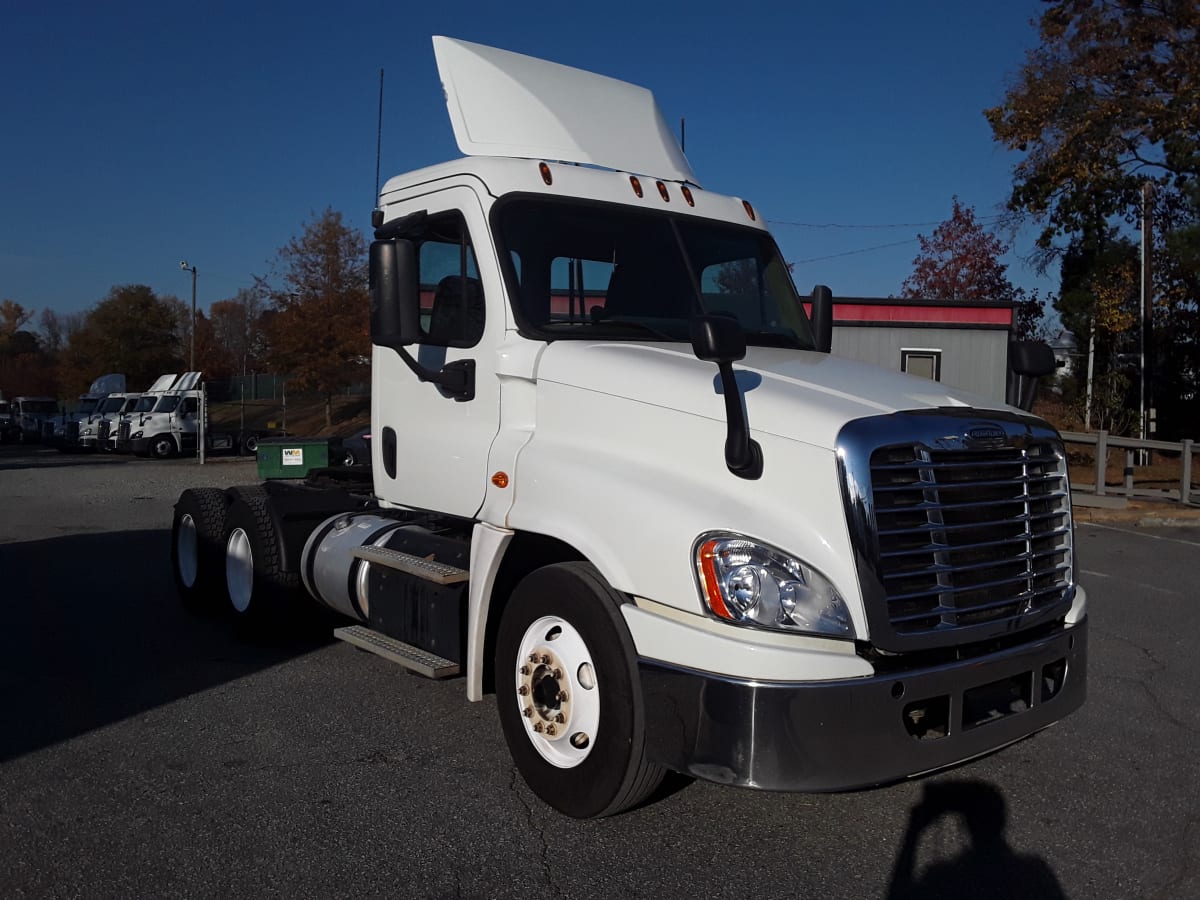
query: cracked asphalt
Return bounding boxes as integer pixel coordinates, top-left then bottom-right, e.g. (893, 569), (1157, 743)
(1, 443), (1198, 899)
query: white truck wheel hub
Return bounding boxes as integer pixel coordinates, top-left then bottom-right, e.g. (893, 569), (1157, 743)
(176, 514), (199, 588)
(514, 615), (600, 768)
(226, 528), (254, 613)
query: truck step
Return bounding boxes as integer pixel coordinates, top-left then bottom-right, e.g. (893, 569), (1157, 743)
(351, 545), (469, 585)
(333, 625), (460, 678)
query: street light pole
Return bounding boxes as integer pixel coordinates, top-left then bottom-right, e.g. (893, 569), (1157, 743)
(180, 261), (197, 371)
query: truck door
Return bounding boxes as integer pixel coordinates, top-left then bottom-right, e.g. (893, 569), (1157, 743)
(374, 187), (502, 518)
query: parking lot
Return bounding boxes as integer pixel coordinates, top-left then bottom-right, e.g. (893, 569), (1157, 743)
(1, 441), (1198, 899)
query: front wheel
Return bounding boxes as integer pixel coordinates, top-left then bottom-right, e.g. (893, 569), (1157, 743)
(150, 435), (176, 459)
(495, 562), (664, 818)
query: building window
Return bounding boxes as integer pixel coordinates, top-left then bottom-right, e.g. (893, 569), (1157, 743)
(901, 348), (942, 381)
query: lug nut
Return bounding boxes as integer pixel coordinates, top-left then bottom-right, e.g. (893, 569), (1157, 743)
(546, 725), (557, 736)
(557, 691), (568, 702)
(520, 665), (530, 676)
(540, 654), (551, 665)
(518, 685), (529, 696)
(523, 707), (533, 718)
(529, 653), (539, 664)
(552, 668), (562, 680)
(555, 713), (565, 724)
(533, 722), (544, 733)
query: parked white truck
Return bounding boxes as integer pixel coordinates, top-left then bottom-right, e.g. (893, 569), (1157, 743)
(51, 373), (127, 450)
(171, 38), (1087, 818)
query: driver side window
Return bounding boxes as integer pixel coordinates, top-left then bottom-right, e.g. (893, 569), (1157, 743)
(417, 214), (485, 348)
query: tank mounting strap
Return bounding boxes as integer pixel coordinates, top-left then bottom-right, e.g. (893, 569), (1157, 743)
(351, 545), (469, 584)
(334, 625), (461, 678)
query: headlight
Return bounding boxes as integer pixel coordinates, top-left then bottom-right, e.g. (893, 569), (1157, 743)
(82, 427), (93, 436)
(132, 430), (143, 439)
(696, 535), (854, 638)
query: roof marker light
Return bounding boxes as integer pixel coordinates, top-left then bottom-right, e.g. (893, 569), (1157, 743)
(539, 162), (553, 185)
(656, 181), (670, 202)
(491, 471), (509, 488)
(742, 200), (756, 221)
(629, 175), (643, 198)
(680, 185), (695, 207)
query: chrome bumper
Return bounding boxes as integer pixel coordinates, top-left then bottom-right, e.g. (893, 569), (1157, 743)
(638, 619), (1087, 792)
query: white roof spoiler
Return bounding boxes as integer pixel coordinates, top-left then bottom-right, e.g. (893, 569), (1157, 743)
(88, 373), (126, 394)
(433, 36), (696, 184)
(174, 372), (202, 391)
(146, 374), (178, 393)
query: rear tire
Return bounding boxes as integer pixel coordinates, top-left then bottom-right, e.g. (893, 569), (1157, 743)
(172, 488), (231, 611)
(223, 490), (299, 630)
(494, 562), (664, 818)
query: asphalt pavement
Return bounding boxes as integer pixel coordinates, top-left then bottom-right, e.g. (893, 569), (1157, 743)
(1, 442), (1198, 899)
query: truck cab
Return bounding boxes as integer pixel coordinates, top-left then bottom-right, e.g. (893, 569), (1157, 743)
(172, 37), (1087, 819)
(77, 392), (141, 450)
(11, 397), (59, 443)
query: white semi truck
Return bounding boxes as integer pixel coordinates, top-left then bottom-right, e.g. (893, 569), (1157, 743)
(171, 38), (1087, 818)
(50, 373), (127, 450)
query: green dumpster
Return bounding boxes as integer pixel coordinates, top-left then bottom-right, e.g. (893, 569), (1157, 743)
(256, 437), (332, 479)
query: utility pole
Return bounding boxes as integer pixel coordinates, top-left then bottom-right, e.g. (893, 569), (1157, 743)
(180, 261), (198, 371)
(1139, 182), (1154, 458)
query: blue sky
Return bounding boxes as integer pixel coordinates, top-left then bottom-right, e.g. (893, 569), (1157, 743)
(1, 1), (1053, 321)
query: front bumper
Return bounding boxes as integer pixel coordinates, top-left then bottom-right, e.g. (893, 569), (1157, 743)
(639, 619), (1087, 792)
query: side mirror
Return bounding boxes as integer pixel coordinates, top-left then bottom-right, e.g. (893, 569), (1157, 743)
(810, 284), (833, 354)
(690, 314), (746, 363)
(370, 239), (420, 348)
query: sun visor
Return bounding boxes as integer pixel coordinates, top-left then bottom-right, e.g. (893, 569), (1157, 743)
(432, 36), (697, 184)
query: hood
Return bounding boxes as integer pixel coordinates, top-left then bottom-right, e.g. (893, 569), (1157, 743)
(535, 342), (1012, 451)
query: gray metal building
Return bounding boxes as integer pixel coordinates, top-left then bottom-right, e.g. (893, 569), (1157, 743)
(828, 297), (1014, 403)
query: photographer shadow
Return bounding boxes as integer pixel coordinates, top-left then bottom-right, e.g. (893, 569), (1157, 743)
(887, 779), (1067, 900)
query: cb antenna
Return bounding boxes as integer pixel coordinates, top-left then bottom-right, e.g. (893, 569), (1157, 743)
(374, 68), (385, 202)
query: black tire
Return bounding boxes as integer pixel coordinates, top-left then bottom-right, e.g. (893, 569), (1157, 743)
(150, 434), (176, 459)
(342, 449), (357, 467)
(172, 488), (231, 611)
(494, 562), (664, 818)
(222, 489), (299, 630)
(242, 434), (259, 455)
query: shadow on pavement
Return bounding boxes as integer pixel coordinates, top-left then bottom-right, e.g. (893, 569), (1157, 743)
(887, 779), (1067, 899)
(0, 528), (332, 761)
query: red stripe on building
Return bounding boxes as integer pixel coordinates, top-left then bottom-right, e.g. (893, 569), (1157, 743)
(803, 302), (1012, 326)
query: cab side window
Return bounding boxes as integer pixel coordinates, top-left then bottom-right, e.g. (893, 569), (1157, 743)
(417, 214), (485, 348)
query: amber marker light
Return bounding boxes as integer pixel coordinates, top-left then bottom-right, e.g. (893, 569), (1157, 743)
(539, 162), (553, 185)
(491, 471), (510, 488)
(680, 185), (695, 207)
(698, 539), (733, 620)
(742, 200), (757, 221)
(629, 175), (643, 197)
(656, 180), (670, 202)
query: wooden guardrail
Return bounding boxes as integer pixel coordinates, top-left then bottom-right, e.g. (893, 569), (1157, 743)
(1060, 430), (1195, 505)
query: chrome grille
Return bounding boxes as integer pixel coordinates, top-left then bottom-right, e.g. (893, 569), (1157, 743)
(118, 421), (131, 442)
(838, 412), (1076, 652)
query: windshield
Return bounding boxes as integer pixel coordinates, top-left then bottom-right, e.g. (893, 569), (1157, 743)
(77, 398), (98, 415)
(494, 197), (815, 349)
(132, 396), (156, 413)
(24, 400), (58, 415)
(98, 397), (125, 414)
(154, 394), (181, 413)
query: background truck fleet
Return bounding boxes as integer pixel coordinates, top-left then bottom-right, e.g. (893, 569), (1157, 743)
(169, 37), (1087, 819)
